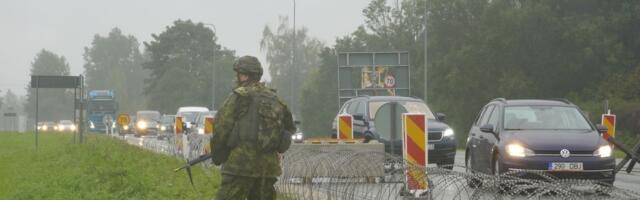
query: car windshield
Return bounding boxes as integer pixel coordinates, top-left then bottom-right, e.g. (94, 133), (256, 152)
(179, 112), (198, 122)
(503, 106), (592, 130)
(89, 101), (116, 112)
(161, 116), (174, 123)
(368, 101), (436, 120)
(137, 112), (160, 121)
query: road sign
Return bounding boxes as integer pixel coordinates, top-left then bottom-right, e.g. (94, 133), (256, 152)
(103, 115), (113, 124)
(337, 114), (353, 140)
(601, 114), (616, 139)
(384, 74), (396, 88)
(117, 114), (130, 126)
(30, 75), (80, 88)
(204, 116), (215, 134)
(402, 113), (428, 192)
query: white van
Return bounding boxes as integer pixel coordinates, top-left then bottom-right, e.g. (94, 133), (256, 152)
(176, 107), (209, 131)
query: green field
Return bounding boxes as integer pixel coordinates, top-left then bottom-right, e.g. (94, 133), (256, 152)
(0, 132), (220, 200)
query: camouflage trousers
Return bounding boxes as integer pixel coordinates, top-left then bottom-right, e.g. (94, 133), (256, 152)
(216, 174), (277, 200)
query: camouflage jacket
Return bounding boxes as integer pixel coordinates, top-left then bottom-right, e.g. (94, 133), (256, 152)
(210, 82), (295, 177)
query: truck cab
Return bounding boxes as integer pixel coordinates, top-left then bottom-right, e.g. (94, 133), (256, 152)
(86, 90), (117, 133)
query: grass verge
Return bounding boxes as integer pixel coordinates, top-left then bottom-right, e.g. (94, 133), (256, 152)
(0, 132), (220, 200)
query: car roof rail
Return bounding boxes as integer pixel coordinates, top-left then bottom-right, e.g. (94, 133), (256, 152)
(491, 98), (507, 103)
(549, 98), (573, 105)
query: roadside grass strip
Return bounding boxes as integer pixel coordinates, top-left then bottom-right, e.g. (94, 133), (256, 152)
(0, 132), (220, 200)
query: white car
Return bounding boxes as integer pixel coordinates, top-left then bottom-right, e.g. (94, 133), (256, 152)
(57, 120), (77, 132)
(176, 106), (209, 133)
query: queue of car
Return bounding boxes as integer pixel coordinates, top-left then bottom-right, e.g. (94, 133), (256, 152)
(332, 95), (616, 184)
(36, 120), (77, 132)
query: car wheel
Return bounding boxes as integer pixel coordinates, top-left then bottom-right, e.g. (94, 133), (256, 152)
(438, 163), (453, 170)
(466, 152), (482, 188)
(493, 153), (512, 193)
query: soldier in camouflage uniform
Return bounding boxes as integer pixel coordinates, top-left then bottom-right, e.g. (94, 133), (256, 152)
(210, 55), (295, 200)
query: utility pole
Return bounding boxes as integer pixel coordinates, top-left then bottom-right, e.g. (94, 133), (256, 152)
(291, 0), (297, 115)
(423, 0), (428, 104)
(204, 23), (217, 110)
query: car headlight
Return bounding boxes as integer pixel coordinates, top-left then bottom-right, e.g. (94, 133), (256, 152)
(506, 144), (534, 157)
(43, 125), (48, 131)
(198, 128), (204, 134)
(137, 121), (147, 129)
(71, 125), (77, 131)
(160, 126), (166, 131)
(594, 145), (612, 158)
(297, 134), (303, 140)
(123, 125), (129, 130)
(443, 128), (454, 137)
(112, 123), (116, 128)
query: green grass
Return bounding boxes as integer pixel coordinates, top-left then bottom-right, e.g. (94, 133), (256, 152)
(0, 132), (220, 200)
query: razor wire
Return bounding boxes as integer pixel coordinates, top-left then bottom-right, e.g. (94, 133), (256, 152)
(277, 148), (640, 200)
(114, 134), (640, 200)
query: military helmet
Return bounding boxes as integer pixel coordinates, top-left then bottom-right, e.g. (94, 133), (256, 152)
(233, 56), (263, 76)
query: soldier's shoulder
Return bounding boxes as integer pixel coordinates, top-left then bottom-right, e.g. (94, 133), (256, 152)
(233, 87), (250, 97)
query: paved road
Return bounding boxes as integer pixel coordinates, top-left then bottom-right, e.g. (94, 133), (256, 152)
(451, 150), (640, 191)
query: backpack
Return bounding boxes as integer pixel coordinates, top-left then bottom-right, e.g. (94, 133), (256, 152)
(233, 86), (291, 152)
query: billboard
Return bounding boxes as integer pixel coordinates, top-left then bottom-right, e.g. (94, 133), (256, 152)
(338, 52), (410, 106)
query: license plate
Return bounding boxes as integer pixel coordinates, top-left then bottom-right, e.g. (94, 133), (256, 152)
(428, 144), (435, 150)
(548, 162), (583, 171)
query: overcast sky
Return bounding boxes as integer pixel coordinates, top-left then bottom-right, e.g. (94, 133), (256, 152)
(0, 0), (371, 96)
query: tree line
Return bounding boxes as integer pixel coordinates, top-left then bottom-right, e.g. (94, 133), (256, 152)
(295, 0), (640, 146)
(20, 0), (640, 147)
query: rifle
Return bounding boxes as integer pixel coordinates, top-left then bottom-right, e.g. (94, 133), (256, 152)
(174, 154), (213, 186)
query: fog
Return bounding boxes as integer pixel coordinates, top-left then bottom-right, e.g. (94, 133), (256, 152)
(0, 0), (370, 96)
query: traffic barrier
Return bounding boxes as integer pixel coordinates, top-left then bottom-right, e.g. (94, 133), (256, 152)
(337, 114), (353, 140)
(204, 116), (214, 134)
(402, 113), (428, 194)
(203, 116), (214, 154)
(601, 113), (616, 140)
(175, 116), (183, 153)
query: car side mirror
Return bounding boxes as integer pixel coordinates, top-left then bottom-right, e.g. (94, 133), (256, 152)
(436, 113), (447, 122)
(363, 132), (375, 143)
(596, 124), (608, 134)
(352, 114), (369, 126)
(480, 124), (495, 133)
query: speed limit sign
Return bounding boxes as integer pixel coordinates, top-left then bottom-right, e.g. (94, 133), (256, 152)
(384, 74), (396, 88)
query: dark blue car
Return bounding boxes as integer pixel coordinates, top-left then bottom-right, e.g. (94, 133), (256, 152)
(465, 98), (615, 184)
(334, 96), (457, 169)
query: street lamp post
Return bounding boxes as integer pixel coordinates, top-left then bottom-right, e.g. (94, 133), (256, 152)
(204, 23), (217, 110)
(423, 1), (428, 104)
(291, 0), (296, 115)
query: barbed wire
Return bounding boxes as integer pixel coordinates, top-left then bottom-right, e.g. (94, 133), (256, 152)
(116, 134), (640, 200)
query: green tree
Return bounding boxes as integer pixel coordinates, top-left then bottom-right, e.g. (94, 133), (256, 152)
(143, 20), (236, 114)
(1, 90), (21, 113)
(24, 50), (74, 122)
(260, 16), (324, 117)
(83, 28), (147, 113)
(301, 0), (640, 143)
